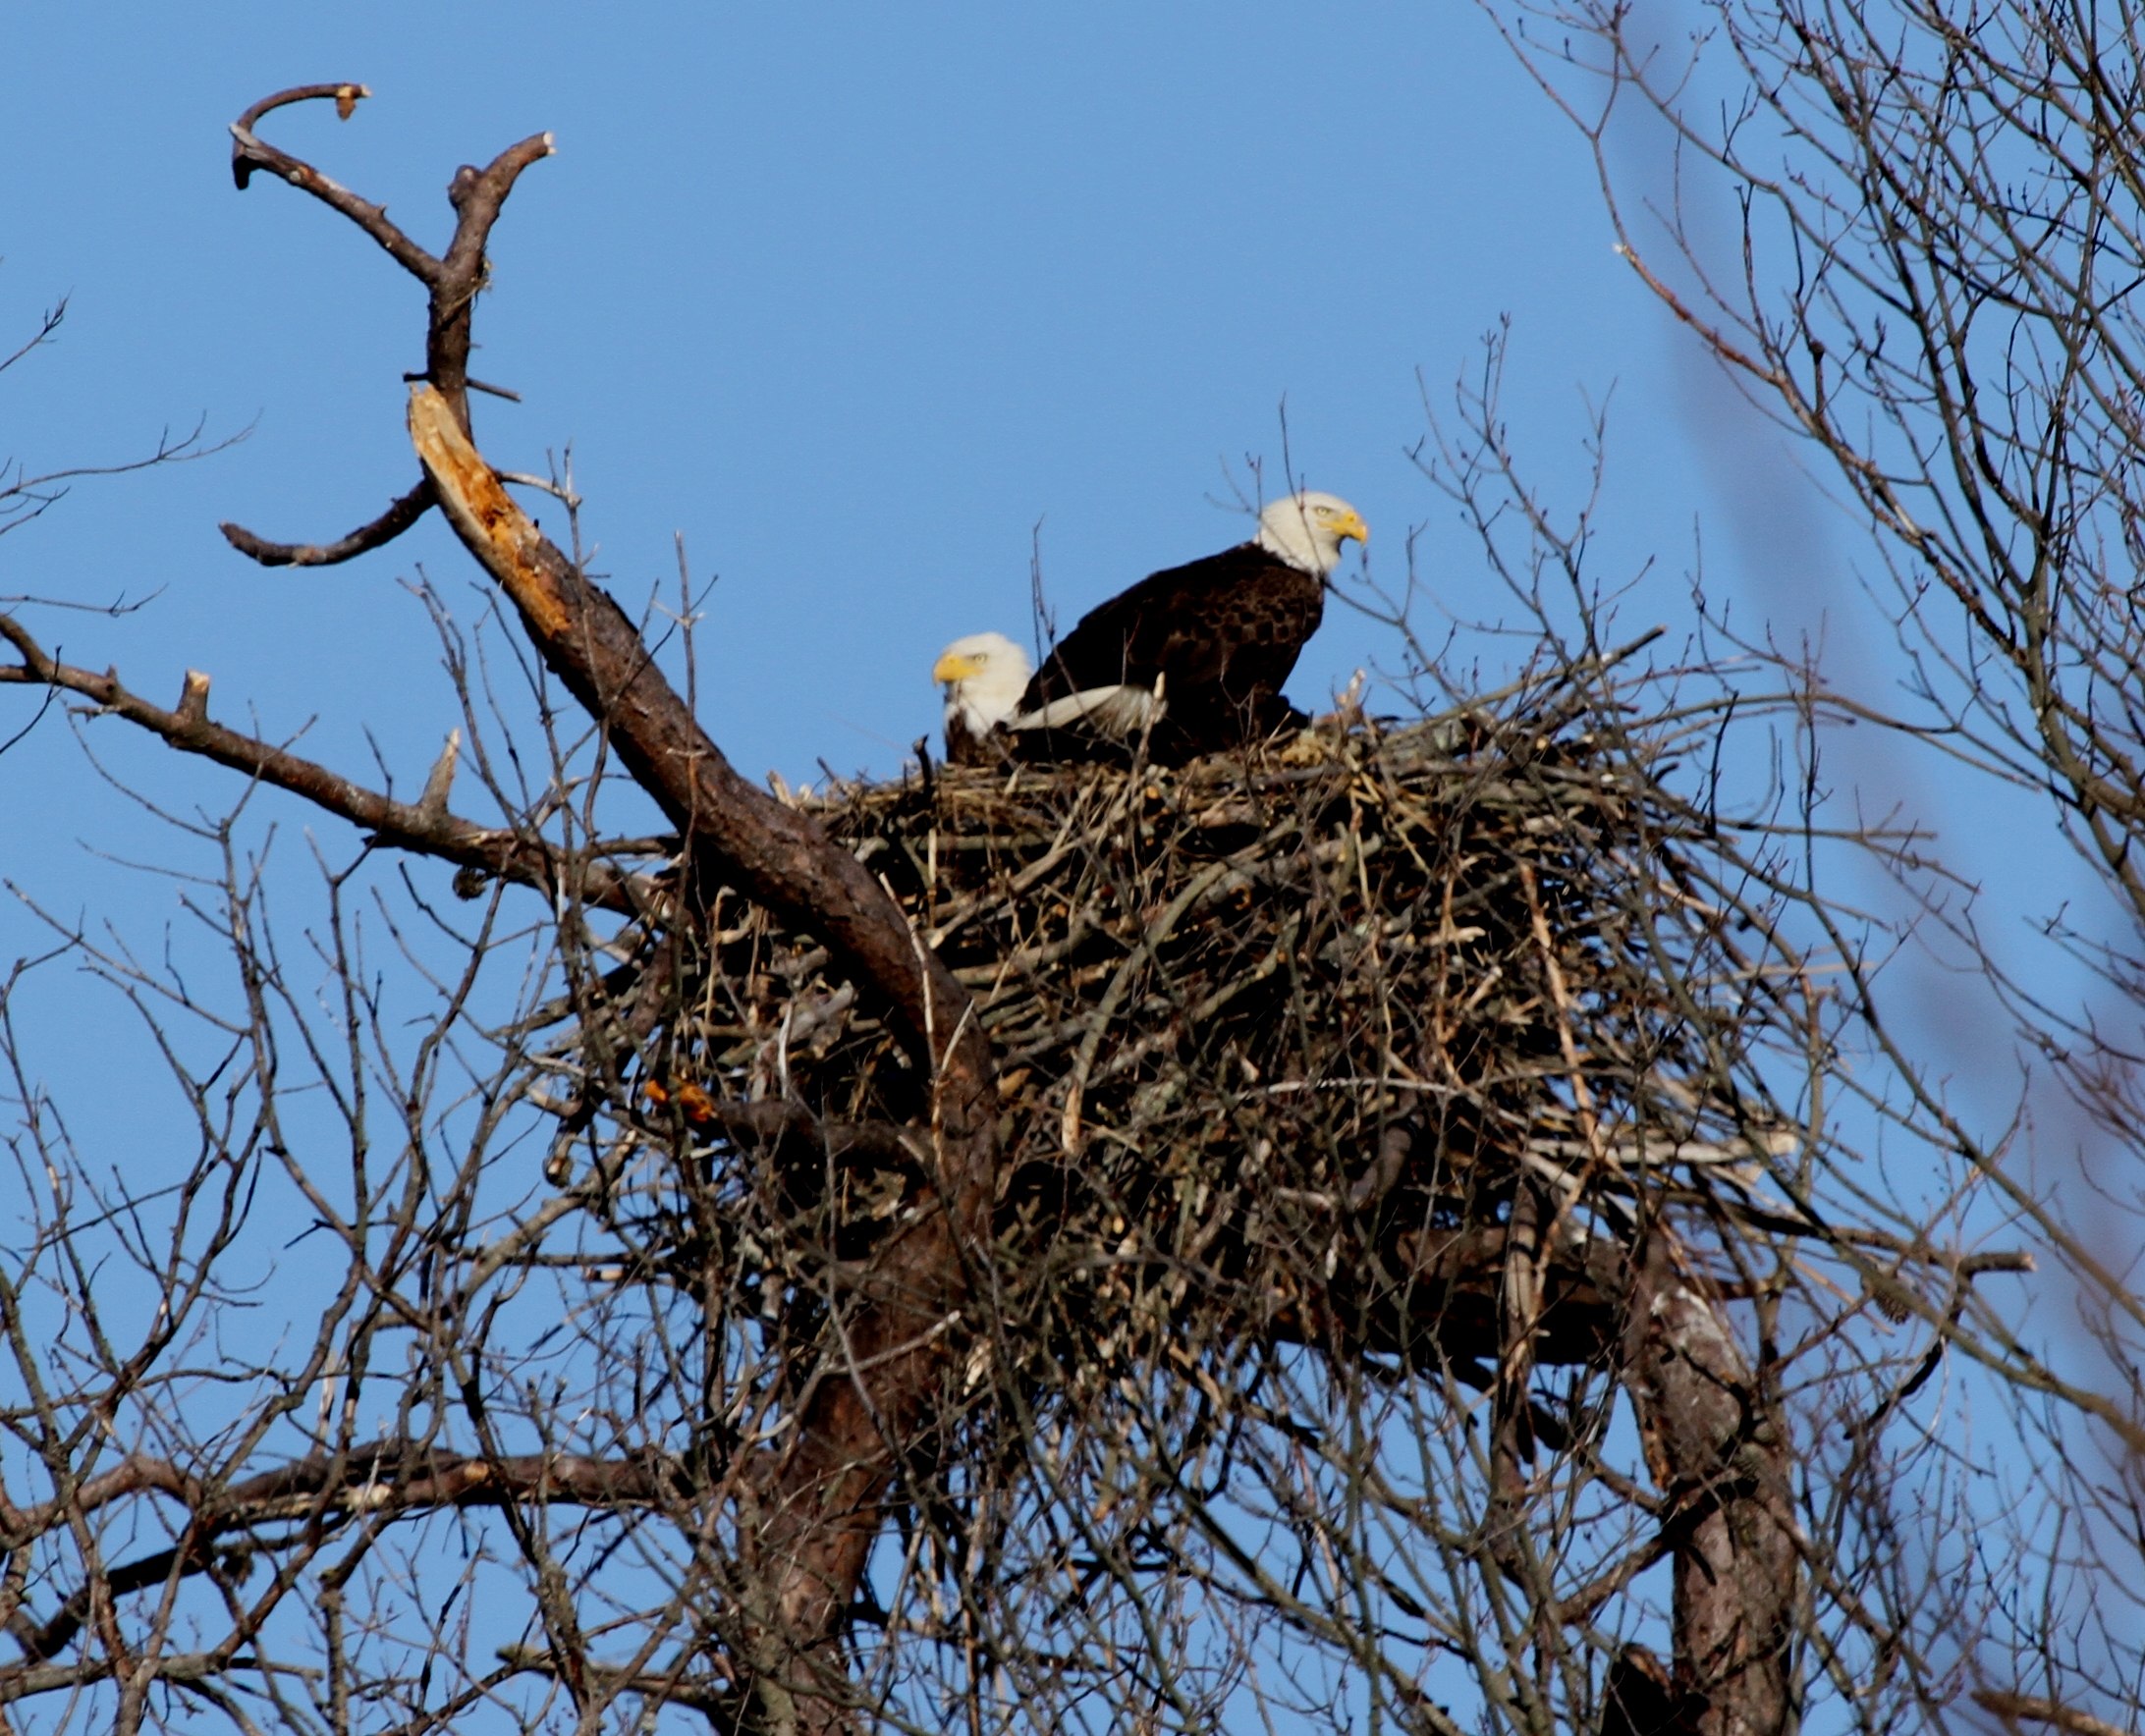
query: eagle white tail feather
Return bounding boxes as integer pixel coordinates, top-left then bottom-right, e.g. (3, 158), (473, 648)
(1010, 684), (1164, 737)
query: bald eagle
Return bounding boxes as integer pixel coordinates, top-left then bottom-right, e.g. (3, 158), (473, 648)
(932, 631), (1033, 765)
(1017, 490), (1367, 762)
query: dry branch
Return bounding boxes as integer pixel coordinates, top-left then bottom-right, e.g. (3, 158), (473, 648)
(0, 611), (655, 916)
(217, 476), (434, 568)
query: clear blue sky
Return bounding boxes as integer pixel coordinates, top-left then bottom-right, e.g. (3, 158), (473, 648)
(1, 4), (2117, 1715)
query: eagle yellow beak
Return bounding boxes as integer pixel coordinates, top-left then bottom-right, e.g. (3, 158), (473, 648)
(1336, 510), (1369, 547)
(933, 650), (983, 685)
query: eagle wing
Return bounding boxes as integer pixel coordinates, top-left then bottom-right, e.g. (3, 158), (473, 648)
(1022, 544), (1322, 713)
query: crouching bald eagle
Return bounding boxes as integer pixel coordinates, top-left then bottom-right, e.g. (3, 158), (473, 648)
(1018, 490), (1367, 762)
(931, 631), (1034, 765)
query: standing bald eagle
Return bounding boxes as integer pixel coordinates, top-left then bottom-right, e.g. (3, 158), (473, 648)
(1017, 490), (1367, 762)
(931, 631), (1033, 765)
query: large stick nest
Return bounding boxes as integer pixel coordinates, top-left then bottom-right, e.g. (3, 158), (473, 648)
(600, 663), (1808, 1401)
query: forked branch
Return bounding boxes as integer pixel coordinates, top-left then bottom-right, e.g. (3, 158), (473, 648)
(221, 87), (1000, 1726)
(221, 83), (552, 563)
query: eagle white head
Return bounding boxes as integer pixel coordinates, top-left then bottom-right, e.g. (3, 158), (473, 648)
(1254, 491), (1369, 577)
(932, 631), (1033, 738)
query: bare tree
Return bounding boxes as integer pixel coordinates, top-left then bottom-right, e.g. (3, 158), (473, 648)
(0, 81), (2041, 1736)
(1480, 0), (2145, 1729)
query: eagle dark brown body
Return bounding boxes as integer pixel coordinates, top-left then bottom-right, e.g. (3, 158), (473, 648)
(1019, 542), (1327, 761)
